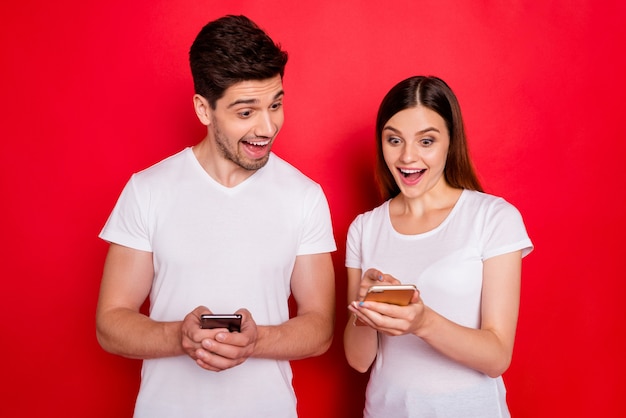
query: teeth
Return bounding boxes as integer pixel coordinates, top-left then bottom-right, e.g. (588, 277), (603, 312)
(400, 168), (424, 174)
(248, 139), (271, 146)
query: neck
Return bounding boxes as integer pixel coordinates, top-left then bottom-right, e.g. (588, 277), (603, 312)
(192, 139), (259, 188)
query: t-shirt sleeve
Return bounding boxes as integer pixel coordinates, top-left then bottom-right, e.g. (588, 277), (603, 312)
(296, 184), (336, 255)
(345, 215), (363, 269)
(482, 198), (533, 260)
(99, 175), (153, 252)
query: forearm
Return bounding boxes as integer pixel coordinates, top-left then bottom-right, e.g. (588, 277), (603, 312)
(252, 311), (333, 360)
(343, 319), (378, 373)
(96, 307), (184, 359)
(252, 252), (335, 360)
(416, 307), (514, 377)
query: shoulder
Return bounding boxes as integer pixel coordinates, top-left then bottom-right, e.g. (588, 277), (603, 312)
(267, 153), (310, 178)
(461, 190), (521, 216)
(460, 190), (528, 233)
(349, 201), (389, 230)
(265, 153), (323, 192)
(460, 191), (533, 257)
(131, 148), (190, 184)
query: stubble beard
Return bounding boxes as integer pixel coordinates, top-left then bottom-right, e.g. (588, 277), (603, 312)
(212, 118), (271, 171)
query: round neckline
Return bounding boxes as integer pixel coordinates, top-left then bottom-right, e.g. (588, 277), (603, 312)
(384, 189), (468, 239)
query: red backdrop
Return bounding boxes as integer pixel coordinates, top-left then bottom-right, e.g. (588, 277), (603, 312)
(2, 1), (625, 417)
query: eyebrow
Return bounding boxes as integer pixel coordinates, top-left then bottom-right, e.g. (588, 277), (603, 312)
(383, 126), (440, 135)
(227, 90), (284, 109)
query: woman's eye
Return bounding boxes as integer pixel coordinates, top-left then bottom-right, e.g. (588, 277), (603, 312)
(387, 137), (401, 145)
(421, 138), (434, 146)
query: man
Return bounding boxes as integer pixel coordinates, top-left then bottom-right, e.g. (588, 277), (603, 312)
(96, 15), (336, 417)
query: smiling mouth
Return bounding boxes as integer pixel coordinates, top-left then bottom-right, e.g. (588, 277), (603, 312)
(243, 138), (271, 147)
(399, 168), (426, 177)
(397, 168), (426, 184)
(240, 137), (273, 161)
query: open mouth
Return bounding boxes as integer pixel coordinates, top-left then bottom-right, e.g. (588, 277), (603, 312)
(398, 168), (426, 183)
(241, 138), (272, 159)
(243, 138), (271, 147)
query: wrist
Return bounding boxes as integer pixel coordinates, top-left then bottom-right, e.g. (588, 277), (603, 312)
(412, 306), (434, 339)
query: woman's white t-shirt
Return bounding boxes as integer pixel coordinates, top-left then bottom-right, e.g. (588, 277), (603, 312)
(346, 190), (533, 418)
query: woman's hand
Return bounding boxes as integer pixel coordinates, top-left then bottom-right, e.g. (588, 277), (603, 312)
(356, 268), (401, 300)
(349, 269), (424, 335)
(350, 289), (425, 336)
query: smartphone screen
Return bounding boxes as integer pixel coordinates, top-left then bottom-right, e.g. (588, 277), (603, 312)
(200, 314), (242, 332)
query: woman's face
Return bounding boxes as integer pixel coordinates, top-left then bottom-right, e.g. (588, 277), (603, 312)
(381, 105), (450, 199)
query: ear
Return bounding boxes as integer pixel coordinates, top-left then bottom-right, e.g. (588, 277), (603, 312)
(193, 94), (212, 126)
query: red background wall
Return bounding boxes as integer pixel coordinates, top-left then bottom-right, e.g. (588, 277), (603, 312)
(2, 1), (625, 417)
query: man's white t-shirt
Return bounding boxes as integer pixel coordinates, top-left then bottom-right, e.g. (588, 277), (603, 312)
(346, 189), (533, 418)
(100, 148), (336, 418)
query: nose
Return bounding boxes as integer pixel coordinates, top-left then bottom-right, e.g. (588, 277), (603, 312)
(399, 143), (418, 163)
(254, 110), (279, 138)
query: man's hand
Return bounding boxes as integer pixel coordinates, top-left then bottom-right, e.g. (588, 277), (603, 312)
(182, 306), (258, 372)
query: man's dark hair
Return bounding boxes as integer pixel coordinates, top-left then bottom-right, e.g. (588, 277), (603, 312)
(189, 15), (289, 108)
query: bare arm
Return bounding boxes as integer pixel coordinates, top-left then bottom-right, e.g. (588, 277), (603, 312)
(95, 243), (185, 358)
(352, 251), (522, 377)
(97, 244), (334, 371)
(343, 267), (379, 372)
(252, 252), (335, 359)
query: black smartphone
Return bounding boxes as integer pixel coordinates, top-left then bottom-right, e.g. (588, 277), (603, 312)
(200, 314), (242, 332)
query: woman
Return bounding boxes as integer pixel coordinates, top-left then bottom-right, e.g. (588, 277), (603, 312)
(344, 76), (533, 417)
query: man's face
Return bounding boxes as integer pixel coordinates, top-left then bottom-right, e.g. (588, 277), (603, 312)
(210, 75), (284, 171)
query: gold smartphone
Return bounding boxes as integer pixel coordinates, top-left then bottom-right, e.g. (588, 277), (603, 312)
(364, 284), (417, 305)
(354, 284), (417, 326)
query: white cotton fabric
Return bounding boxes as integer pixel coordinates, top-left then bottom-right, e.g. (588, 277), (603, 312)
(100, 148), (336, 418)
(346, 189), (533, 418)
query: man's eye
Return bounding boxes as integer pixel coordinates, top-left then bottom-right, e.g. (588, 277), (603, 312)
(239, 110), (252, 118)
(271, 102), (282, 110)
